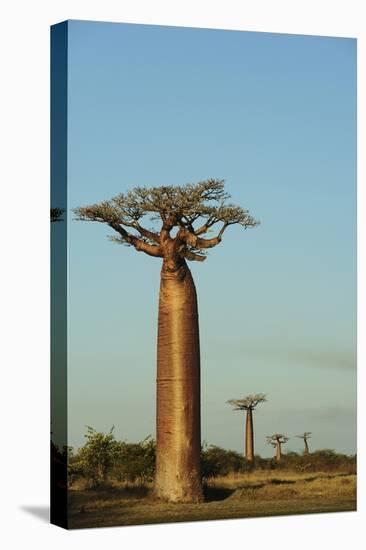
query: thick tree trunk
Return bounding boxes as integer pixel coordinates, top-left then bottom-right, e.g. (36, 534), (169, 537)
(245, 408), (254, 461)
(276, 442), (282, 461)
(304, 439), (309, 455)
(155, 262), (203, 502)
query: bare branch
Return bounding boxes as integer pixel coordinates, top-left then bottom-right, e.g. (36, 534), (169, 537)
(133, 222), (160, 244)
(296, 432), (312, 440)
(109, 222), (163, 257)
(181, 249), (207, 262)
(195, 235), (222, 249)
(192, 222), (230, 249)
(178, 226), (225, 250)
(194, 218), (217, 235)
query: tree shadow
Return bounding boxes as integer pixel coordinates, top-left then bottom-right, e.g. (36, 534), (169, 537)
(20, 505), (49, 523)
(303, 472), (353, 483)
(203, 485), (236, 502)
(237, 483), (266, 490)
(106, 485), (150, 499)
(70, 484), (151, 502)
(269, 478), (296, 485)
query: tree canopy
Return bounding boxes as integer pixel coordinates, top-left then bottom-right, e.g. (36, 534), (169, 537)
(227, 394), (267, 411)
(73, 179), (259, 262)
(266, 434), (289, 447)
(296, 432), (312, 440)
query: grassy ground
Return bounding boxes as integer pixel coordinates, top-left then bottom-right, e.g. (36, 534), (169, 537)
(68, 470), (356, 529)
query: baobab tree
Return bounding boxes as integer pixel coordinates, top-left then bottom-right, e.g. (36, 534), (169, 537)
(226, 394), (266, 462)
(73, 179), (258, 503)
(296, 432), (312, 455)
(266, 434), (289, 461)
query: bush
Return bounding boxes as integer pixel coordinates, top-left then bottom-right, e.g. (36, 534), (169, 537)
(200, 446), (356, 478)
(69, 426), (120, 486)
(112, 436), (156, 482)
(258, 450), (356, 474)
(297, 450), (356, 473)
(201, 444), (251, 478)
(69, 429), (156, 486)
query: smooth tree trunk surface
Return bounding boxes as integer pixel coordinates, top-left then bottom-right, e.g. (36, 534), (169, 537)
(155, 262), (203, 502)
(276, 442), (282, 461)
(304, 439), (309, 454)
(245, 408), (254, 461)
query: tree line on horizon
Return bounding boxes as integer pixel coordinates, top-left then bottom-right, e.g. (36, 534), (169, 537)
(55, 424), (356, 489)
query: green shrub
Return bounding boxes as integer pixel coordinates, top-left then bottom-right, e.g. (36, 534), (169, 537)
(69, 429), (156, 485)
(112, 436), (156, 482)
(201, 444), (251, 478)
(69, 426), (120, 486)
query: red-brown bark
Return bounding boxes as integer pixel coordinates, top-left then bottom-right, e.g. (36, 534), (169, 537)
(154, 260), (203, 502)
(276, 442), (282, 461)
(245, 408), (254, 461)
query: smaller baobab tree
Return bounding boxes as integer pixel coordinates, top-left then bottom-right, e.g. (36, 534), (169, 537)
(226, 394), (267, 462)
(266, 434), (289, 461)
(296, 432), (312, 455)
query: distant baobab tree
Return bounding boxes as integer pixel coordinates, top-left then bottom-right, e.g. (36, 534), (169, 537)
(227, 394), (267, 462)
(51, 208), (65, 222)
(296, 432), (312, 455)
(266, 434), (289, 461)
(74, 179), (259, 502)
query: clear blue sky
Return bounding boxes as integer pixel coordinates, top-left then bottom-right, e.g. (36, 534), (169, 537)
(65, 20), (356, 456)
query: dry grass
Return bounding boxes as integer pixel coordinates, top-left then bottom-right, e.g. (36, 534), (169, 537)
(225, 474), (354, 501)
(67, 471), (356, 529)
(208, 470), (356, 500)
